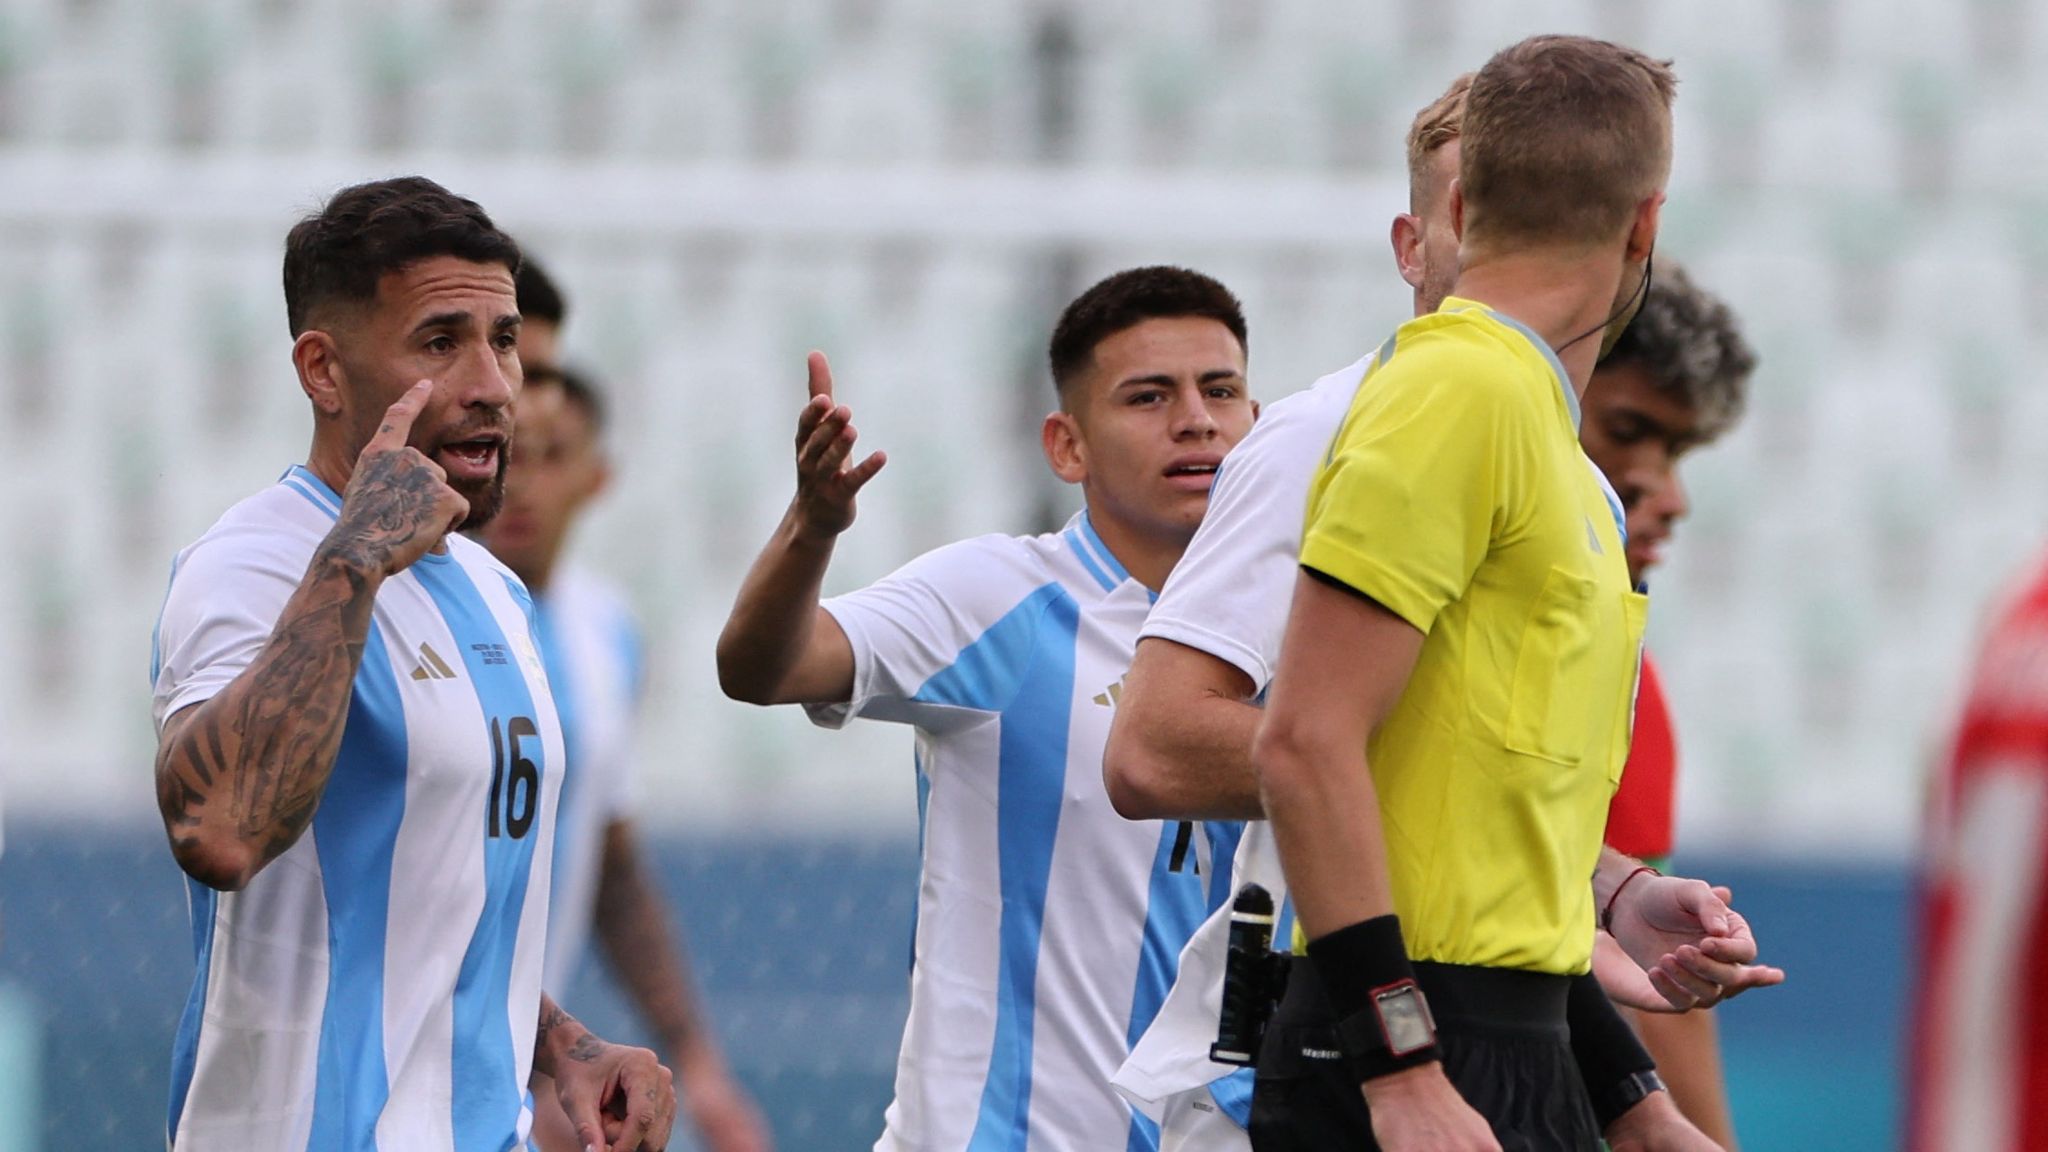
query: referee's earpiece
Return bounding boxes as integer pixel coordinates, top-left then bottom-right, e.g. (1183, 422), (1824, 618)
(1557, 248), (1654, 360)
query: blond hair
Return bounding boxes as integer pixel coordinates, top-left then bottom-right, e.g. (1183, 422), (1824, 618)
(1405, 73), (1473, 211)
(1460, 35), (1677, 250)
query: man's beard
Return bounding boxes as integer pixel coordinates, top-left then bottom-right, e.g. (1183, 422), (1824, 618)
(451, 456), (508, 531)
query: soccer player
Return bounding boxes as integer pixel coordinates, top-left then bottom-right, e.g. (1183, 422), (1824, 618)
(479, 360), (774, 1152)
(1250, 36), (1711, 1149)
(1581, 261), (1759, 1147)
(149, 177), (673, 1152)
(716, 266), (1257, 1150)
(1907, 564), (2048, 1148)
(1107, 71), (1776, 1152)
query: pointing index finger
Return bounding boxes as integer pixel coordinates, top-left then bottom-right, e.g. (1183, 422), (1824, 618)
(807, 351), (833, 404)
(368, 380), (433, 452)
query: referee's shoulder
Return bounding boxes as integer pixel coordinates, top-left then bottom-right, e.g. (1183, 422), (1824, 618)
(1369, 316), (1535, 408)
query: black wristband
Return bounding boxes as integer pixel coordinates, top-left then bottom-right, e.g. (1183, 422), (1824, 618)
(1565, 972), (1661, 1129)
(1306, 915), (1442, 1082)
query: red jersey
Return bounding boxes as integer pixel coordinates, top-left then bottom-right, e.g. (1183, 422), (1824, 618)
(1606, 653), (1677, 866)
(1910, 556), (2048, 1151)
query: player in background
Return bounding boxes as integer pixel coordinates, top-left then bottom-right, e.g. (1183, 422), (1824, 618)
(716, 266), (1257, 1150)
(1107, 73), (1779, 1152)
(1252, 36), (1725, 1149)
(149, 177), (672, 1152)
(497, 257), (771, 1152)
(1581, 261), (1759, 1147)
(478, 359), (774, 1152)
(1908, 562), (2048, 1147)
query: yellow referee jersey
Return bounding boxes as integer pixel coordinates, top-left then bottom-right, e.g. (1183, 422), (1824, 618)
(1298, 298), (1648, 976)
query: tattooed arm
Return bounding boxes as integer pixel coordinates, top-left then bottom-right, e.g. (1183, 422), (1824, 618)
(155, 382), (468, 891)
(536, 992), (679, 1152)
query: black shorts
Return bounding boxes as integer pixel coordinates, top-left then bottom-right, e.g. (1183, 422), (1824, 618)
(1249, 961), (1603, 1152)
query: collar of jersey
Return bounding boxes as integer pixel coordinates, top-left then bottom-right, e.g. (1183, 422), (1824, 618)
(1064, 509), (1137, 596)
(279, 463), (454, 566)
(281, 464), (343, 520)
(1436, 296), (1579, 432)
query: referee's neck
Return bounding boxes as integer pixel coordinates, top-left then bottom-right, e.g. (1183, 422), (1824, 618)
(1448, 250), (1630, 399)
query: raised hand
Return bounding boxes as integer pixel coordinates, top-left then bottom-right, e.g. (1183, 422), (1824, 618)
(1611, 875), (1787, 1009)
(790, 352), (886, 538)
(324, 381), (470, 578)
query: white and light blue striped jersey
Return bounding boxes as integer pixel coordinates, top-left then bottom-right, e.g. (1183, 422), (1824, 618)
(151, 465), (565, 1152)
(531, 566), (646, 994)
(809, 510), (1243, 1152)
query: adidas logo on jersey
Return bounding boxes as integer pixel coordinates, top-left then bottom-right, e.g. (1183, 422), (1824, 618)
(1093, 677), (1126, 708)
(410, 643), (459, 681)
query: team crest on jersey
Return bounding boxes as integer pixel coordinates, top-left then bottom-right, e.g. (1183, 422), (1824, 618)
(507, 629), (547, 681)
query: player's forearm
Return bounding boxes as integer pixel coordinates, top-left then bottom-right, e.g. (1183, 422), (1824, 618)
(1628, 1006), (1739, 1148)
(594, 824), (711, 1060)
(155, 548), (383, 890)
(1253, 717), (1395, 936)
(533, 993), (602, 1078)
(716, 505), (837, 704)
(1105, 687), (1265, 820)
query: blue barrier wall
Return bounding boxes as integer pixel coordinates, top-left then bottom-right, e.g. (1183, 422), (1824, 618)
(0, 823), (1909, 1150)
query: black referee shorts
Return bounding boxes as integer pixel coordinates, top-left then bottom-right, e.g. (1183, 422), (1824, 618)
(1249, 960), (1603, 1152)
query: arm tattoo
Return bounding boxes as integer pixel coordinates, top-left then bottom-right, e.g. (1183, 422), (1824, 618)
(537, 997), (572, 1054)
(156, 452), (449, 884)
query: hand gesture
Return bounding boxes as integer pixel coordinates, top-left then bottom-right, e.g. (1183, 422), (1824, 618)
(1610, 875), (1786, 1009)
(1361, 1064), (1502, 1152)
(554, 1037), (678, 1152)
(327, 381), (469, 577)
(791, 351), (886, 538)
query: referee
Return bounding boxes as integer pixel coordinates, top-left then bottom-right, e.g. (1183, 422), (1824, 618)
(1252, 36), (1699, 1152)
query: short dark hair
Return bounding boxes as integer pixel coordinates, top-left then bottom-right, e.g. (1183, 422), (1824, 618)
(516, 255), (567, 327)
(1462, 36), (1677, 250)
(282, 176), (521, 335)
(1602, 261), (1756, 442)
(520, 362), (607, 434)
(1047, 266), (1247, 395)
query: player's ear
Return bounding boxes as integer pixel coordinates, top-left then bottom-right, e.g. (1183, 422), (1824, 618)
(584, 457), (612, 502)
(1390, 213), (1425, 291)
(1448, 179), (1466, 242)
(294, 330), (346, 417)
(1042, 409), (1087, 485)
(1626, 192), (1663, 264)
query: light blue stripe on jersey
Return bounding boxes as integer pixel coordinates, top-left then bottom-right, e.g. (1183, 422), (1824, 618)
(1204, 822), (1243, 916)
(1065, 512), (1131, 594)
(909, 751), (932, 975)
(1210, 1067), (1255, 1128)
(167, 878), (216, 1142)
(907, 583), (1077, 1152)
(415, 556), (549, 1152)
(306, 617), (408, 1152)
(283, 465), (344, 518)
(1121, 824), (1203, 1152)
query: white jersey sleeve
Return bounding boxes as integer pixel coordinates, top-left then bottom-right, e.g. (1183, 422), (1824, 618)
(807, 534), (1046, 731)
(152, 517), (318, 728)
(1140, 356), (1373, 693)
